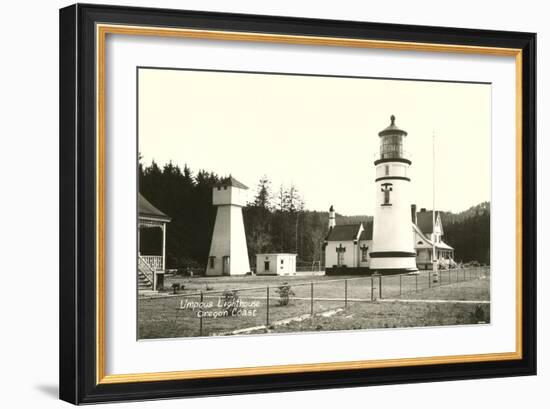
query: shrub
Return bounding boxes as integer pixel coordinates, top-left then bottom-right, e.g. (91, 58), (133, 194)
(222, 290), (241, 315)
(275, 282), (295, 306)
(171, 283), (181, 294)
(177, 267), (194, 277)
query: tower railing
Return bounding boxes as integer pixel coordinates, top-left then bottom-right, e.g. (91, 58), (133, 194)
(373, 150), (412, 162)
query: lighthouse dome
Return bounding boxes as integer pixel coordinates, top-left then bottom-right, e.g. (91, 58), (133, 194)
(378, 115), (408, 137)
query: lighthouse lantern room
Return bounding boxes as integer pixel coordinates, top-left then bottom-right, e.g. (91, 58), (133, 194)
(369, 115), (418, 273)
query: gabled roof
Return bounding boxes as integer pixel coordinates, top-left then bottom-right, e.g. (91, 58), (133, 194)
(434, 241), (454, 250)
(412, 223), (453, 250)
(413, 223), (433, 246)
(359, 225), (373, 241)
(416, 210), (443, 235)
(138, 193), (171, 222)
(326, 224), (363, 241)
(216, 176), (249, 190)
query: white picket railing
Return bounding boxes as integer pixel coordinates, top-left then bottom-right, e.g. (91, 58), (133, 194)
(138, 256), (155, 286)
(141, 255), (163, 271)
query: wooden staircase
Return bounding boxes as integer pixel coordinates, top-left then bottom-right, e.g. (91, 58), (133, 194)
(138, 256), (155, 292)
(138, 270), (153, 291)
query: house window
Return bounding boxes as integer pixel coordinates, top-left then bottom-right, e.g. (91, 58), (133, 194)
(361, 246), (369, 262)
(281, 259), (284, 264)
(209, 256), (215, 268)
(336, 244), (346, 267)
(381, 183), (393, 205)
(385, 165), (390, 176)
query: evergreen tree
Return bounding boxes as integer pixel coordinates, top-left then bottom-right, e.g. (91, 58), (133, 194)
(253, 175), (273, 210)
(138, 158), (490, 271)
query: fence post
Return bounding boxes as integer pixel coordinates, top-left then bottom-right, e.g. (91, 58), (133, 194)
(371, 276), (374, 301)
(399, 274), (402, 296)
(199, 291), (203, 337)
(379, 275), (382, 299)
(415, 274), (418, 292)
(344, 279), (348, 309)
(266, 286), (270, 327)
(310, 282), (314, 317)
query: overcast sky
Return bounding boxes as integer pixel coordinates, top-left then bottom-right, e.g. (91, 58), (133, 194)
(138, 68), (491, 216)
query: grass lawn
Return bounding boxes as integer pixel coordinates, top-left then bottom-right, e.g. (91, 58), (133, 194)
(249, 299), (490, 335)
(138, 294), (344, 339)
(400, 275), (490, 301)
(138, 269), (490, 339)
(250, 277), (491, 335)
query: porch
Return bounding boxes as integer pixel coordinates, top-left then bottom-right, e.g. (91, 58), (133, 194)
(138, 193), (171, 291)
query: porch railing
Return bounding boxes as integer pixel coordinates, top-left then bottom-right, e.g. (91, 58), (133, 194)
(138, 256), (155, 286)
(141, 255), (163, 271)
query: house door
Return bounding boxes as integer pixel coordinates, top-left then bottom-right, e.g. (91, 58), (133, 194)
(222, 256), (230, 275)
(264, 261), (270, 273)
(337, 252), (344, 267)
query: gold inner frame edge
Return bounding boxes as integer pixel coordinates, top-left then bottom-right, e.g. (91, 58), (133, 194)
(95, 23), (523, 385)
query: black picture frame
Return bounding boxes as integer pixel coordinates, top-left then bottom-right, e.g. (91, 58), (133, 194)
(59, 3), (536, 405)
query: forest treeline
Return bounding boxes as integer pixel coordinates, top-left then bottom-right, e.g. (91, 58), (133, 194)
(439, 202), (491, 265)
(139, 160), (490, 269)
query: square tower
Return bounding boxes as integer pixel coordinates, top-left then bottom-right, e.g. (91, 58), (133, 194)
(206, 176), (251, 276)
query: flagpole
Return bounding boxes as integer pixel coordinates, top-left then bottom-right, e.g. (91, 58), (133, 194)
(432, 130), (438, 282)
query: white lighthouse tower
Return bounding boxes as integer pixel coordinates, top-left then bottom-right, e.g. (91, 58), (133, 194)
(206, 176), (251, 276)
(370, 115), (418, 273)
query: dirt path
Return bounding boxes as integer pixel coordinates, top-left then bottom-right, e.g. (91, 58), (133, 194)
(212, 308), (345, 336)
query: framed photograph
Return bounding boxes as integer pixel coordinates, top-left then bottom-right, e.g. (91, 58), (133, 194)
(59, 3), (536, 404)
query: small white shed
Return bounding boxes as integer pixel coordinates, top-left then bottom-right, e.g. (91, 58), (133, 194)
(255, 253), (297, 276)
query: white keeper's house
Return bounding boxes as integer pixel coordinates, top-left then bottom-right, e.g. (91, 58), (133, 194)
(413, 206), (455, 270)
(324, 115), (454, 275)
(324, 205), (373, 274)
(138, 193), (171, 291)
